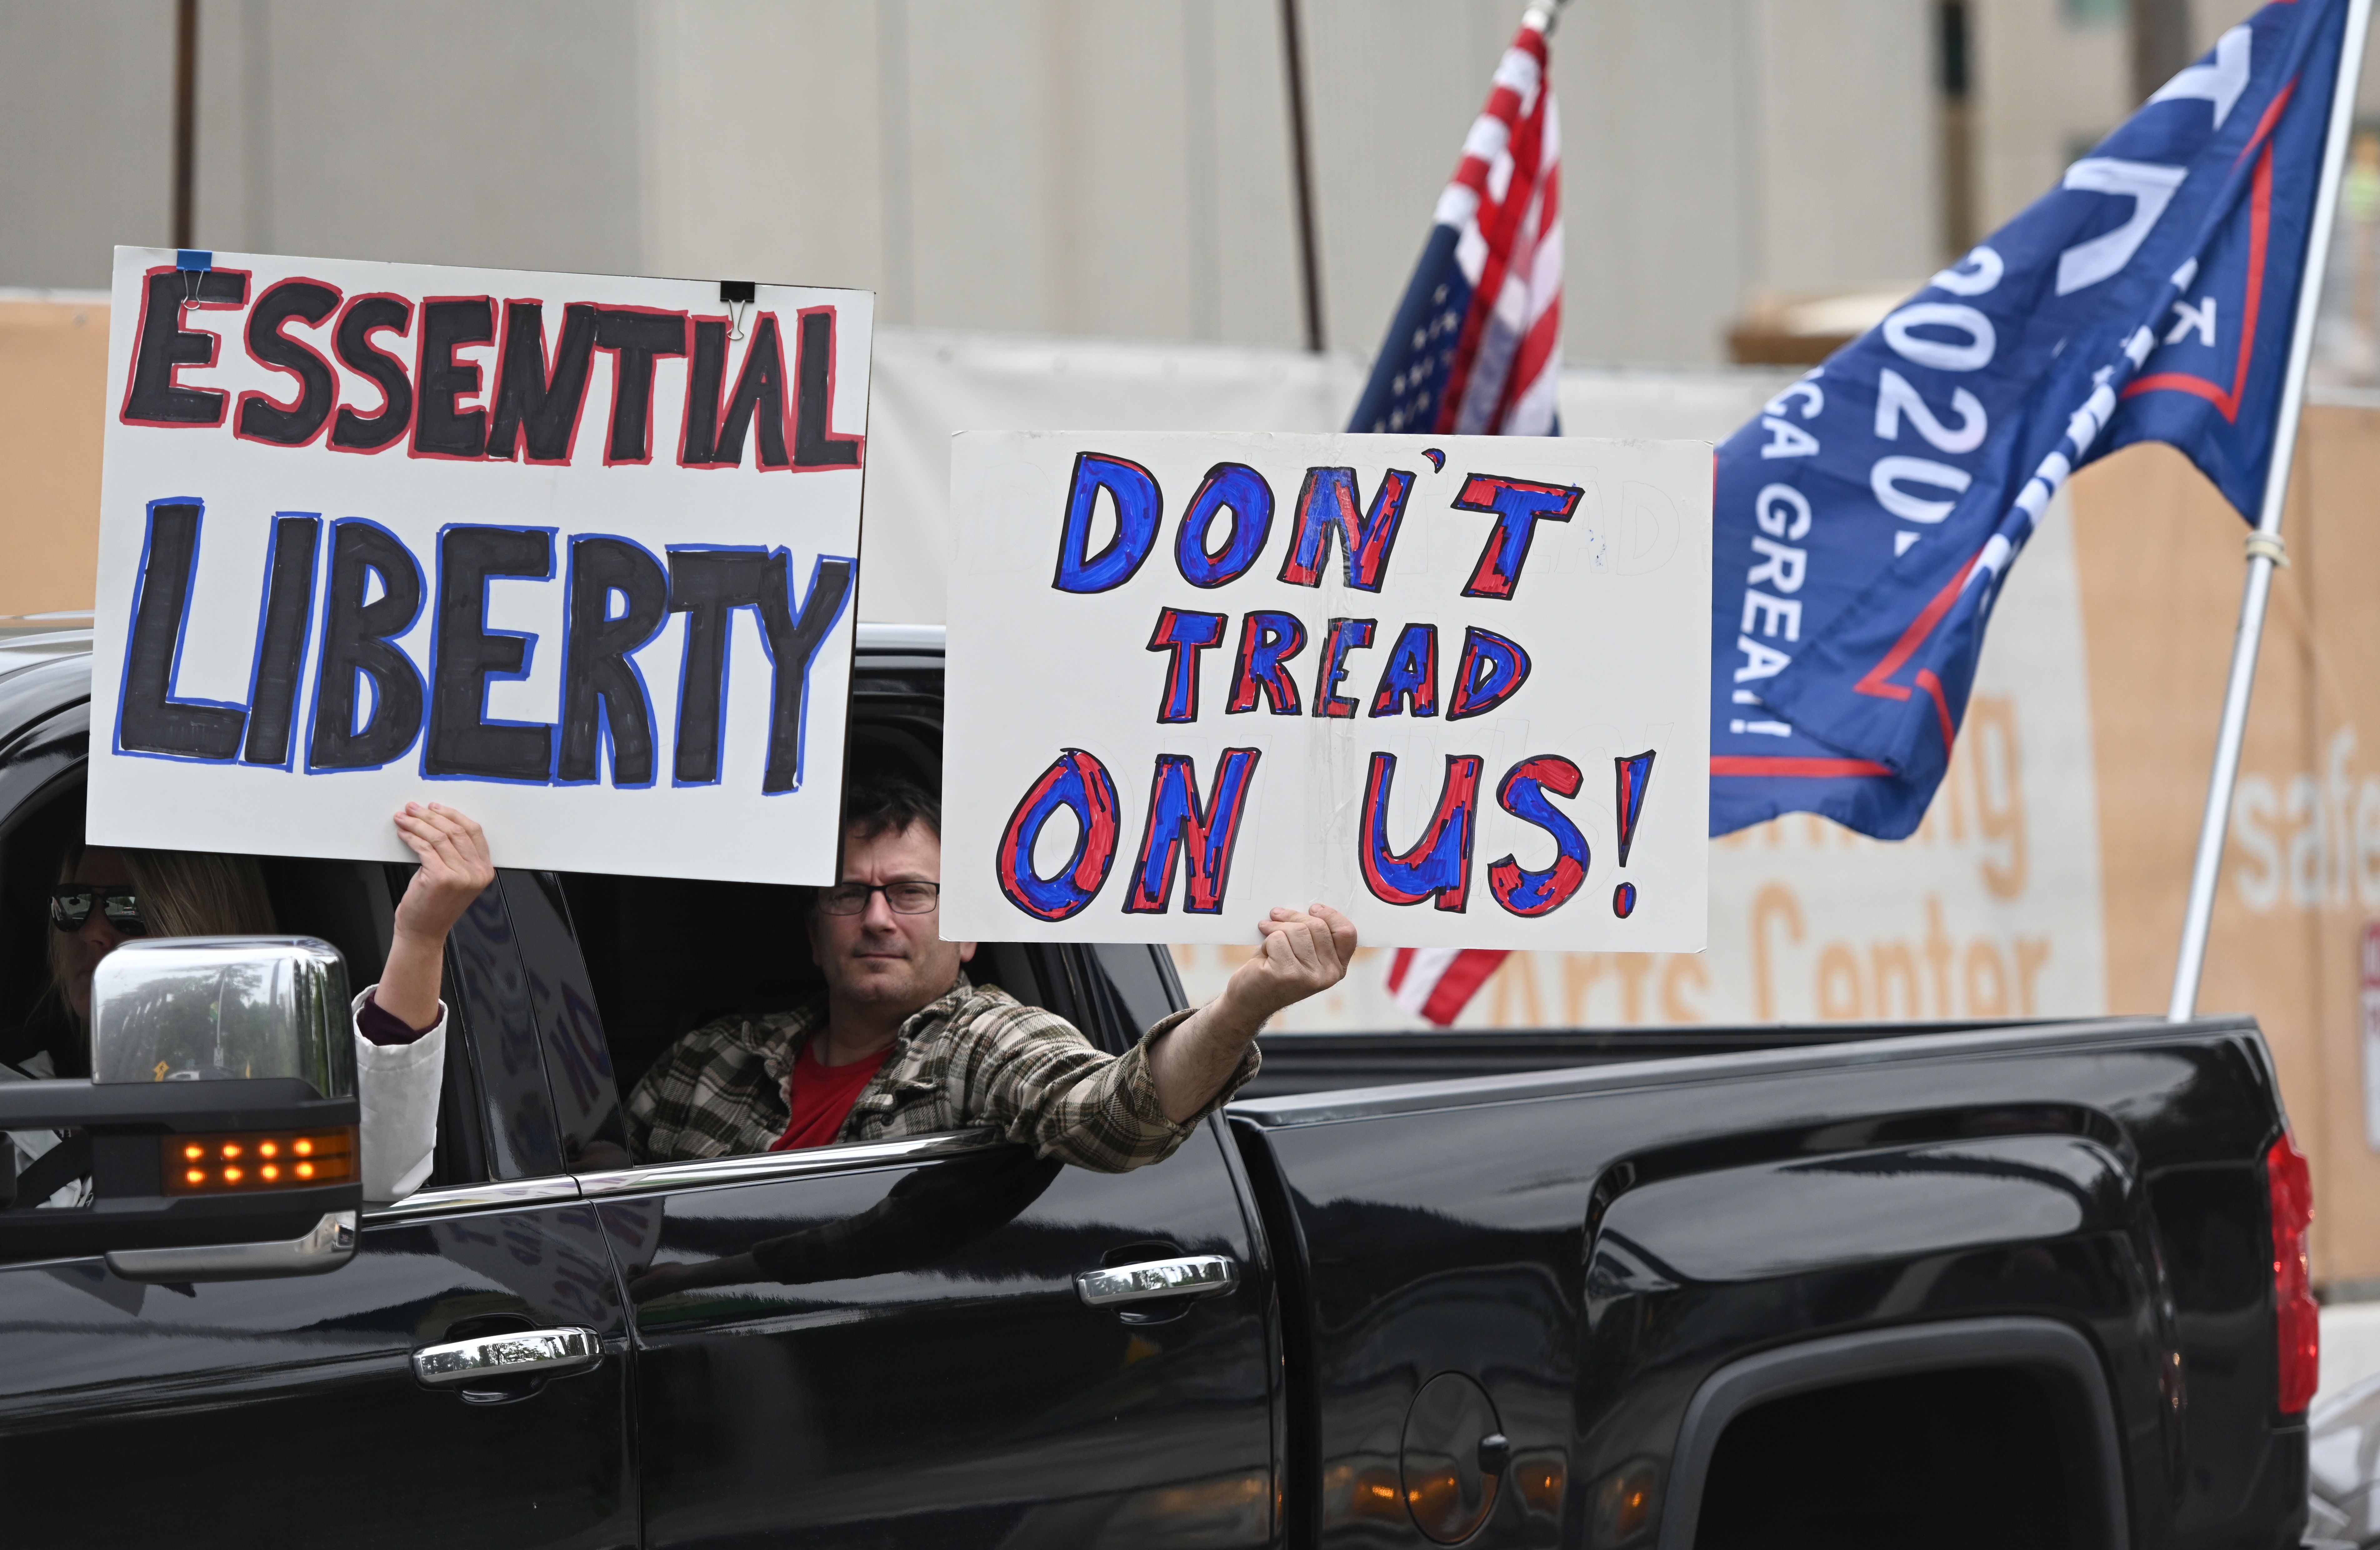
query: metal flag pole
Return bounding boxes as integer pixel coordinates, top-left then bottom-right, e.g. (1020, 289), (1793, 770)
(172, 0), (197, 250)
(1277, 0), (1325, 353)
(2169, 0), (2375, 1021)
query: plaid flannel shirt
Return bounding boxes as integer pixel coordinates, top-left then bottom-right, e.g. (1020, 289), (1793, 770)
(622, 975), (1258, 1173)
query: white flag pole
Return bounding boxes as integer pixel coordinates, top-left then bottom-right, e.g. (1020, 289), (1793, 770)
(2170, 0), (2374, 1020)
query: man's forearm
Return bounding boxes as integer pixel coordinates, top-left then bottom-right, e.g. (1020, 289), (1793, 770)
(1149, 993), (1265, 1124)
(1148, 903), (1356, 1125)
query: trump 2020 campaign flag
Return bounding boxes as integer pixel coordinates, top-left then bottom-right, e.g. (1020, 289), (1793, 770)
(1712, 0), (2350, 839)
(1350, 7), (1567, 1020)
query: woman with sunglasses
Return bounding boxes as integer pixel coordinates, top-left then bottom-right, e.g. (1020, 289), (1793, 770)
(4, 802), (492, 1209)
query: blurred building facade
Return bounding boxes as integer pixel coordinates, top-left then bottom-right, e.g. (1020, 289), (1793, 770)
(0, 0), (1941, 367)
(7, 1), (2379, 364)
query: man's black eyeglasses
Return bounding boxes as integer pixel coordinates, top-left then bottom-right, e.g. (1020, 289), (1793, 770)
(49, 885), (148, 936)
(816, 881), (940, 916)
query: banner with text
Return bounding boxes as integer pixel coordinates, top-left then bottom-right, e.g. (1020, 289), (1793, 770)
(89, 247), (870, 884)
(942, 431), (1712, 949)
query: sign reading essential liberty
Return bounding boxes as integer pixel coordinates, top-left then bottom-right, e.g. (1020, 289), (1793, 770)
(89, 247), (870, 884)
(941, 431), (1713, 950)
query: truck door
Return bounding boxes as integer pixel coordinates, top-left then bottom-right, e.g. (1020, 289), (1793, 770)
(598, 1119), (1272, 1548)
(538, 870), (1278, 1549)
(0, 775), (635, 1549)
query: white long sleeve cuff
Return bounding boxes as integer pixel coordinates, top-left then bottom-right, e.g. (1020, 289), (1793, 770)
(352, 986), (447, 1204)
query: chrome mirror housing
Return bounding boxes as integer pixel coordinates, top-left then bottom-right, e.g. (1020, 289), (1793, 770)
(88, 936), (353, 1098)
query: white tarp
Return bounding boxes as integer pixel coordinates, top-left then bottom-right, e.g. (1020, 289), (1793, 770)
(88, 247), (870, 885)
(942, 429), (1712, 951)
(858, 327), (1779, 624)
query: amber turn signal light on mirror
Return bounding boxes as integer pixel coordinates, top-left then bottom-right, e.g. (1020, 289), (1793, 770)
(161, 1126), (357, 1194)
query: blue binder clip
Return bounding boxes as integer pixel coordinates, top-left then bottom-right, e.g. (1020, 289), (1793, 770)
(175, 249), (212, 313)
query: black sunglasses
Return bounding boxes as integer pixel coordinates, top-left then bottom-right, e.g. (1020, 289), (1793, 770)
(49, 885), (148, 936)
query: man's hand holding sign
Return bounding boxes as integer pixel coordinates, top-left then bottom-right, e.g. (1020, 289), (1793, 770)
(1154, 902), (1356, 1122)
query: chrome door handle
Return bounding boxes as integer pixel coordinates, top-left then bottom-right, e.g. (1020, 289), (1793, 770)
(412, 1326), (602, 1388)
(1076, 1254), (1238, 1307)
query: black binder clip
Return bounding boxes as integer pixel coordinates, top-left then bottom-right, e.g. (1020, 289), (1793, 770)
(720, 280), (755, 341)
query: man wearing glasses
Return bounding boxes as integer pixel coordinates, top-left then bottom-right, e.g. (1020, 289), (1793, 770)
(620, 775), (1356, 1172)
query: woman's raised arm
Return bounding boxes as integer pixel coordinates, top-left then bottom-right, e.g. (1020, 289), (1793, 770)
(377, 803), (496, 1029)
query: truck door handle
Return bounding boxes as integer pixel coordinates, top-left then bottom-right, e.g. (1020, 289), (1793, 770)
(412, 1325), (603, 1388)
(1075, 1254), (1238, 1307)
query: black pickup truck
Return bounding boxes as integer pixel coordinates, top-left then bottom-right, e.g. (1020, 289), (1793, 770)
(0, 619), (2315, 1550)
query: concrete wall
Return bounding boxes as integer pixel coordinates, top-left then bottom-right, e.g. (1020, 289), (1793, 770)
(0, 0), (1944, 367)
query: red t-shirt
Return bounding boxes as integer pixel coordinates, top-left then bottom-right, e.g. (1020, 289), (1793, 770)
(769, 1039), (892, 1152)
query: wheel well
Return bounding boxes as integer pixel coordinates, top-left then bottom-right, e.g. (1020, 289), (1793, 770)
(1658, 1318), (2126, 1550)
(1693, 1366), (2073, 1550)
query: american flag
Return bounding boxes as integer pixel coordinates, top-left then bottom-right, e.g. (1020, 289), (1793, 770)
(1358, 8), (1565, 1025)
(1347, 8), (1564, 440)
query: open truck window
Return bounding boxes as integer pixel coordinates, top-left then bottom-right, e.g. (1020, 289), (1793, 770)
(0, 775), (492, 1194)
(543, 866), (1172, 1161)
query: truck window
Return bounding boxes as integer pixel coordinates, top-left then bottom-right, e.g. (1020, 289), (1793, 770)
(0, 775), (487, 1191)
(544, 868), (1158, 1164)
(0, 776), (82, 1069)
(556, 871), (826, 1103)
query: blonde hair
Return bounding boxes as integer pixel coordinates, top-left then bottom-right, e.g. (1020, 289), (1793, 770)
(47, 845), (279, 1023)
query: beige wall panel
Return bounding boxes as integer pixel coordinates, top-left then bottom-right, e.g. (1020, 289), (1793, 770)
(2072, 415), (2380, 1288)
(1971, 0), (2128, 232)
(1062, 1), (1199, 340)
(0, 0), (173, 288)
(636, 0), (888, 295)
(1194, 0), (1304, 347)
(1557, 0), (1755, 365)
(0, 301), (108, 615)
(1297, 0), (1504, 355)
(902, 0), (1065, 334)
(1744, 0), (1942, 289)
(198, 0), (646, 274)
(2069, 444), (2245, 1019)
(2294, 411), (2380, 1288)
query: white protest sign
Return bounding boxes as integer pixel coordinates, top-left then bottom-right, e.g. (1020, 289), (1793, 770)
(942, 431), (1711, 950)
(88, 247), (870, 885)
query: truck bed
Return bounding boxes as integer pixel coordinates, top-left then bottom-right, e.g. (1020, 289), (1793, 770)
(1226, 1012), (2302, 1548)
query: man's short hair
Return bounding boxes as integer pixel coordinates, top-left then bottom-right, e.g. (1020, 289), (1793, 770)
(842, 772), (940, 843)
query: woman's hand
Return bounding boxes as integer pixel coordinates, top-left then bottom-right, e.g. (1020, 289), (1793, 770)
(377, 803), (494, 1030)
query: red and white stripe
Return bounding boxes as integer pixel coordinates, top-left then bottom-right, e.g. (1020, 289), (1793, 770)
(1438, 15), (1564, 438)
(1381, 18), (1563, 1030)
(1388, 947), (1511, 1027)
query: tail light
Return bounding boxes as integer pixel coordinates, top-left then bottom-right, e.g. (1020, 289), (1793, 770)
(2267, 1132), (2318, 1414)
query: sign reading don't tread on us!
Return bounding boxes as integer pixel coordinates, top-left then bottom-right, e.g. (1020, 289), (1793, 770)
(940, 431), (1713, 953)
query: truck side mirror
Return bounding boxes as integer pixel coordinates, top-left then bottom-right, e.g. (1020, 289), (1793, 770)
(0, 937), (362, 1280)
